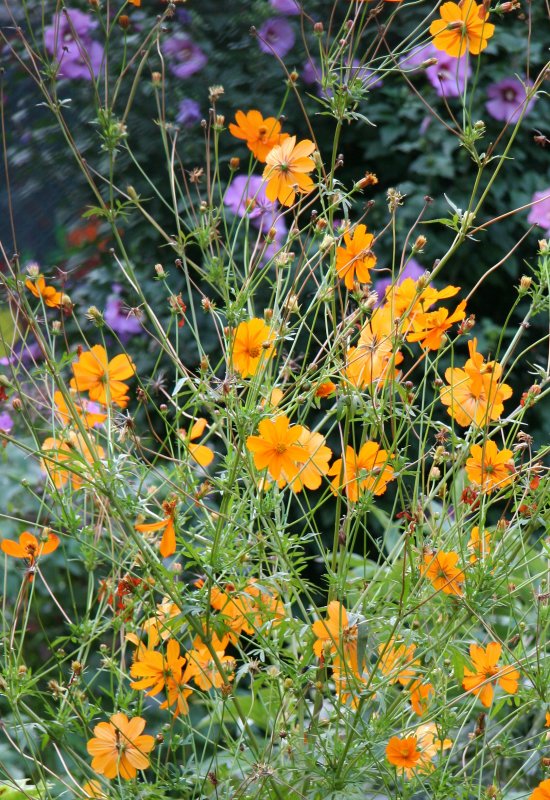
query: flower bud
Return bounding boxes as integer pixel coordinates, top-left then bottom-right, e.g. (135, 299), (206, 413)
(26, 262), (40, 278)
(118, 14), (130, 29)
(313, 21), (324, 35)
(208, 85), (224, 102)
(412, 235), (427, 252)
(519, 275), (532, 293)
(154, 263), (166, 278)
(126, 185), (139, 201)
(151, 72), (162, 86)
(229, 157), (240, 171)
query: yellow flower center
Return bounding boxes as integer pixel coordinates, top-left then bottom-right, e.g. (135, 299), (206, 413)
(248, 345), (261, 358)
(275, 443), (288, 455)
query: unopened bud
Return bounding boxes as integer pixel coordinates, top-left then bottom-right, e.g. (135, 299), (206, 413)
(519, 275), (532, 293)
(421, 58), (439, 68)
(118, 14), (130, 29)
(151, 72), (162, 86)
(51, 320), (62, 334)
(154, 263), (166, 278)
(313, 21), (324, 35)
(229, 157), (240, 171)
(126, 185), (139, 201)
(289, 71), (299, 83)
(12, 397), (22, 411)
(86, 306), (104, 326)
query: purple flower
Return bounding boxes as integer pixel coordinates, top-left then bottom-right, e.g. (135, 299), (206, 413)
(257, 18), (295, 58)
(302, 57), (320, 85)
(176, 98), (202, 127)
(0, 412), (13, 433)
(486, 77), (536, 123)
(269, 0), (301, 14)
(104, 285), (143, 341)
(163, 34), (207, 79)
(0, 340), (42, 367)
(400, 44), (470, 97)
(374, 258), (426, 303)
(225, 175), (287, 238)
(527, 189), (550, 235)
(44, 9), (103, 80)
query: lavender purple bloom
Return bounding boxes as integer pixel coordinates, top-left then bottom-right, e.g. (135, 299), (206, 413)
(163, 34), (207, 79)
(257, 18), (296, 58)
(44, 9), (103, 80)
(0, 412), (13, 433)
(485, 77), (536, 123)
(527, 189), (550, 235)
(104, 285), (143, 342)
(269, 0), (301, 14)
(176, 99), (202, 127)
(400, 43), (470, 97)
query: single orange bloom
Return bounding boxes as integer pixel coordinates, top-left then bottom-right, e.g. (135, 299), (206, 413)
(25, 275), (63, 308)
(231, 318), (276, 378)
(378, 640), (419, 686)
(135, 499), (177, 558)
(315, 381), (336, 398)
(312, 601), (358, 669)
(183, 634), (235, 691)
(229, 110), (289, 162)
(345, 306), (403, 389)
(440, 338), (512, 427)
(87, 713), (154, 780)
(328, 441), (395, 502)
(178, 418), (214, 467)
(465, 440), (515, 493)
(130, 638), (185, 697)
(414, 723), (452, 775)
(246, 415), (307, 486)
(70, 345), (135, 408)
(430, 1), (495, 57)
(284, 428), (332, 492)
(262, 136), (316, 207)
(41, 433), (105, 489)
(1, 530), (59, 564)
(54, 390), (106, 429)
(422, 550), (465, 596)
(386, 735), (421, 770)
(468, 526), (490, 563)
(407, 301), (467, 350)
(462, 642), (519, 707)
(409, 679), (434, 716)
(335, 224), (376, 290)
(210, 584), (256, 638)
(530, 780), (550, 800)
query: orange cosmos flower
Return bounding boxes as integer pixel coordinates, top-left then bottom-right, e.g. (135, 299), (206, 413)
(409, 679), (434, 716)
(246, 415), (307, 486)
(285, 428), (332, 492)
(178, 418), (214, 467)
(378, 640), (419, 686)
(440, 338), (512, 427)
(468, 526), (491, 563)
(87, 713), (154, 780)
(25, 275), (63, 308)
(135, 499), (177, 558)
(335, 224), (377, 290)
(129, 638), (191, 716)
(1, 530), (59, 564)
(465, 440), (515, 492)
(231, 318), (276, 378)
(41, 433), (105, 489)
(54, 390), (106, 429)
(430, 1), (495, 58)
(345, 306), (403, 389)
(328, 441), (395, 502)
(70, 345), (135, 408)
(530, 780), (550, 800)
(315, 381), (336, 398)
(130, 638), (185, 697)
(406, 301), (467, 350)
(462, 642), (519, 707)
(183, 634), (235, 691)
(386, 735), (422, 770)
(312, 601), (358, 669)
(229, 110), (289, 162)
(262, 136), (316, 207)
(422, 550), (465, 596)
